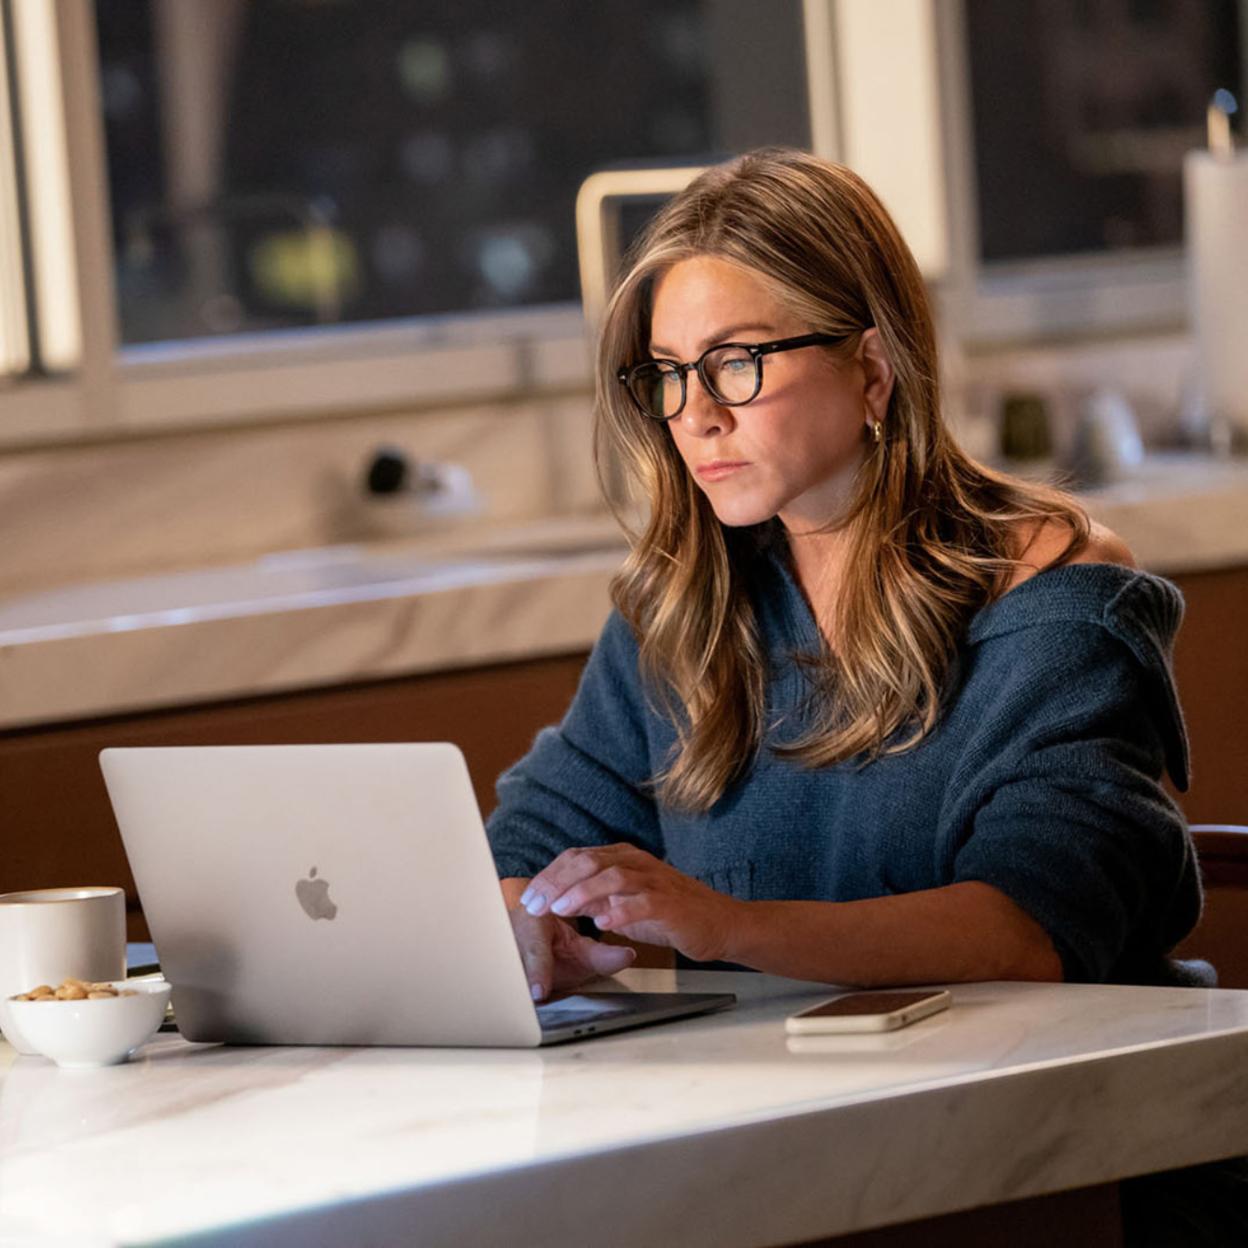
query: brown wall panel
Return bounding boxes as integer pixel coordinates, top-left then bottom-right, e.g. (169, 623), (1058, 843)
(1169, 566), (1248, 824)
(0, 653), (588, 938)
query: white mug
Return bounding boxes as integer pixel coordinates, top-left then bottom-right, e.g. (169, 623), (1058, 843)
(0, 887), (127, 1054)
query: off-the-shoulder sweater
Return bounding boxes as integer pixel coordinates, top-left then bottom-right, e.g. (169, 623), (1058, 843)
(486, 549), (1202, 986)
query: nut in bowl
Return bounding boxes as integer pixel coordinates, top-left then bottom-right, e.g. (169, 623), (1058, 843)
(1, 978), (172, 1069)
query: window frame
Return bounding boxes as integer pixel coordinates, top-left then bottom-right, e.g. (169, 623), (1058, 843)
(0, 0), (603, 449)
(930, 0), (1246, 346)
(0, 0), (114, 445)
(0, 0), (1233, 450)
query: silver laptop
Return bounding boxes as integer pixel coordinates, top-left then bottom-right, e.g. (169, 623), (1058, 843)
(99, 744), (734, 1047)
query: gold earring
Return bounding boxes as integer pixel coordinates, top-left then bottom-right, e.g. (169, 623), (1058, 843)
(871, 419), (883, 445)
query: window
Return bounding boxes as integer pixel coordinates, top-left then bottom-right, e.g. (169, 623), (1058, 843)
(2, 0), (1230, 444)
(95, 0), (809, 345)
(966, 0), (1241, 262)
(0, 0), (810, 439)
(938, 0), (1246, 342)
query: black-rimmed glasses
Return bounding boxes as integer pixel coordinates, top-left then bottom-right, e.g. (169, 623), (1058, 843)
(616, 332), (847, 422)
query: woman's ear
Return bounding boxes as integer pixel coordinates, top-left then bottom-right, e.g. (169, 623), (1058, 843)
(858, 328), (895, 430)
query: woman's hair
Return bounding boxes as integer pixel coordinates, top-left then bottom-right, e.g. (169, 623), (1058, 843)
(595, 147), (1088, 812)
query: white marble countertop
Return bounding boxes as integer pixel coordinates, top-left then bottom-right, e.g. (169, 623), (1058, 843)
(1, 453), (1246, 731)
(0, 532), (626, 730)
(1077, 451), (1248, 574)
(3, 969), (1248, 1247)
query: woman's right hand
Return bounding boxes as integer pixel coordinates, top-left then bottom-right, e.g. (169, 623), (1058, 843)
(508, 906), (636, 1002)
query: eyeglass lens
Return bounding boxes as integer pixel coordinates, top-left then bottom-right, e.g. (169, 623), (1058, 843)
(628, 346), (758, 419)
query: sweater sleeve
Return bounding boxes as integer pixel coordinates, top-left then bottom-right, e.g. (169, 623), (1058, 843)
(942, 605), (1201, 984)
(485, 610), (665, 880)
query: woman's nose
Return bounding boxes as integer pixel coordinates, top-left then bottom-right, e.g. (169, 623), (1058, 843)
(679, 373), (731, 436)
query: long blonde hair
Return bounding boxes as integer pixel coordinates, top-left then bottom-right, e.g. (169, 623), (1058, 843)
(595, 148), (1088, 812)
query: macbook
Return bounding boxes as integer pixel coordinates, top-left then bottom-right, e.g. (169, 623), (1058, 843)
(99, 743), (734, 1047)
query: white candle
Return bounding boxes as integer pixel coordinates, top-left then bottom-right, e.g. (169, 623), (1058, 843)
(1184, 147), (1248, 438)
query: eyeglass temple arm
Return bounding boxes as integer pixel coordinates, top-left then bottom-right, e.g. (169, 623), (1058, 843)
(751, 332), (847, 357)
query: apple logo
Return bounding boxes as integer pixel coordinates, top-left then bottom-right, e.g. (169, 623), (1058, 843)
(295, 866), (338, 921)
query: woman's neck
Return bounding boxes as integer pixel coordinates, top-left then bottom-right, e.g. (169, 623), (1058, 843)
(785, 525), (854, 644)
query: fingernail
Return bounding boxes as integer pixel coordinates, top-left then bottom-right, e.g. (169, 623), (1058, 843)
(519, 887), (533, 907)
(550, 897), (570, 916)
(524, 895), (545, 916)
(530, 983), (544, 1001)
(594, 914), (610, 929)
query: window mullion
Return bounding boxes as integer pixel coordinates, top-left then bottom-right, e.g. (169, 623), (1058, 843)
(10, 0), (84, 376)
(0, 0), (31, 378)
(42, 0), (117, 420)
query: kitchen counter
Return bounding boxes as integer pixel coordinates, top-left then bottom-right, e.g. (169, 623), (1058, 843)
(2, 453), (1247, 730)
(3, 970), (1248, 1246)
(1072, 451), (1248, 572)
(0, 519), (627, 730)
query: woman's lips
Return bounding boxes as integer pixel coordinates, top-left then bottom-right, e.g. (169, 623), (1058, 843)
(696, 461), (750, 481)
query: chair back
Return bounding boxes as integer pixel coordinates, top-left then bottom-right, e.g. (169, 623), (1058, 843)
(1172, 825), (1248, 988)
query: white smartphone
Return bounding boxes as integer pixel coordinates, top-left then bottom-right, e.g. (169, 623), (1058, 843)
(785, 989), (952, 1035)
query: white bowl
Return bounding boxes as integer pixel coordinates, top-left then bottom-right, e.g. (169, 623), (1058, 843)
(0, 980), (172, 1069)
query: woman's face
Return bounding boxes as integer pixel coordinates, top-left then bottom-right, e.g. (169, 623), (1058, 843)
(647, 255), (879, 533)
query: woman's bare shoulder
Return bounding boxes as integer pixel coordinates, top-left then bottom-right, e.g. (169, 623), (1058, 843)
(1004, 517), (1136, 593)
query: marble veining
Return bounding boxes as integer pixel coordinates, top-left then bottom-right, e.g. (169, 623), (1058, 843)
(0, 544), (623, 728)
(0, 548), (615, 644)
(3, 972), (1248, 1247)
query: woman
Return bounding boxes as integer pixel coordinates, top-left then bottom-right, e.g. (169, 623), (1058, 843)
(486, 147), (1200, 1005)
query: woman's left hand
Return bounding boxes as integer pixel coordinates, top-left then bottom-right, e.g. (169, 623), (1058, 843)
(518, 844), (741, 964)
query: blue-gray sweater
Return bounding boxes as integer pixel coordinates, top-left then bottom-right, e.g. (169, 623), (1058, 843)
(486, 549), (1201, 985)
